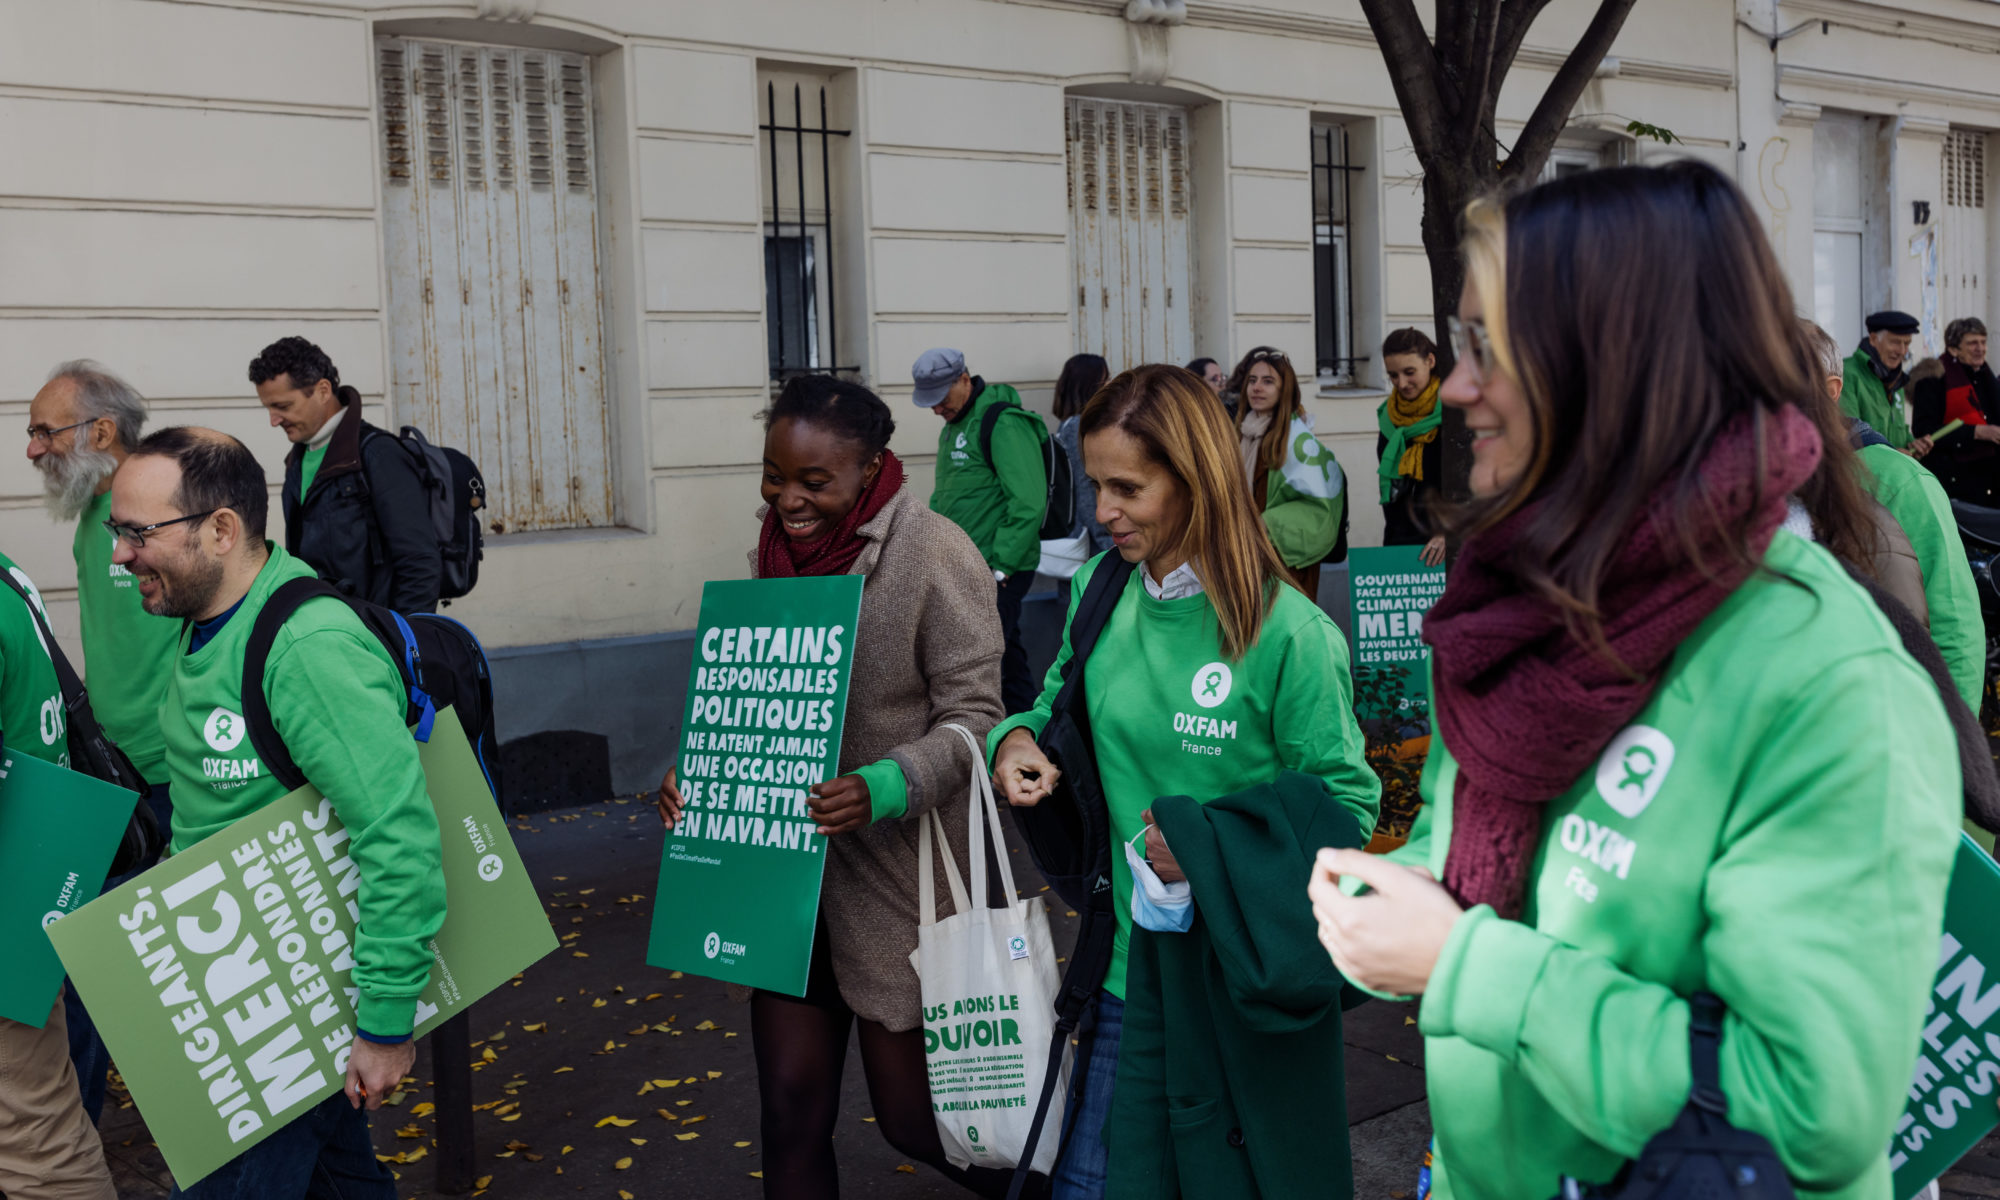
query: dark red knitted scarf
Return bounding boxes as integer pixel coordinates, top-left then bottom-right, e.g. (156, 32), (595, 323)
(1422, 406), (1821, 918)
(755, 449), (905, 579)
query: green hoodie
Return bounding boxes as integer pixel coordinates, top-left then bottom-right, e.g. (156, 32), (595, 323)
(1383, 532), (1959, 1200)
(1854, 443), (1984, 710)
(929, 382), (1047, 576)
(1259, 417), (1346, 569)
(159, 546), (445, 1037)
(988, 553), (1380, 997)
(1842, 346), (1914, 450)
(75, 491), (176, 781)
(0, 552), (66, 767)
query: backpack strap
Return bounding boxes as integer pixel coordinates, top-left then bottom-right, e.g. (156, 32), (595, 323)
(978, 399), (1007, 465)
(243, 577), (349, 792)
(1686, 991), (1728, 1116)
(1050, 553), (1136, 714)
(0, 570), (143, 790)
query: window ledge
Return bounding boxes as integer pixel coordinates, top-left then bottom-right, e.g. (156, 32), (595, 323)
(1317, 384), (1388, 400)
(486, 524), (651, 548)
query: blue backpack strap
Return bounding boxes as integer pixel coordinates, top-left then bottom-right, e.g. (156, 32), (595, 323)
(243, 577), (347, 792)
(384, 609), (437, 743)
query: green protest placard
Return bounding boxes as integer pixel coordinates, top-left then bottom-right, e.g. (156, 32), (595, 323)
(0, 751), (137, 1026)
(1891, 834), (2000, 1197)
(48, 708), (556, 1187)
(1346, 546), (1447, 846)
(647, 575), (865, 996)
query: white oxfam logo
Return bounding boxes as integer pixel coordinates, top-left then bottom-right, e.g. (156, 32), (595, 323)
(1191, 662), (1232, 709)
(1595, 725), (1675, 819)
(703, 932), (721, 960)
(204, 708), (246, 752)
(477, 854), (504, 882)
(42, 910), (64, 928)
(955, 432), (968, 449)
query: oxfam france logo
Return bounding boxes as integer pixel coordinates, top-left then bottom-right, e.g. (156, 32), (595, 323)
(703, 932), (721, 960)
(1191, 662), (1232, 709)
(42, 910), (65, 928)
(204, 708), (246, 752)
(477, 854), (504, 882)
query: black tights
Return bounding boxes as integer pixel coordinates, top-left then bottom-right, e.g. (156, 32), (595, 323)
(751, 989), (1018, 1200)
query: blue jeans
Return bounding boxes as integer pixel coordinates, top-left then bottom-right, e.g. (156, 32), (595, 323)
(170, 1091), (395, 1200)
(67, 779), (173, 1123)
(1052, 991), (1124, 1200)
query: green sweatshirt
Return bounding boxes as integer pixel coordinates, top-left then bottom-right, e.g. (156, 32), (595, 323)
(1854, 443), (1984, 710)
(929, 383), (1047, 576)
(989, 553), (1380, 997)
(160, 546), (446, 1037)
(74, 491), (176, 781)
(0, 553), (67, 768)
(1842, 347), (1914, 449)
(1383, 532), (1959, 1200)
(1260, 417), (1346, 569)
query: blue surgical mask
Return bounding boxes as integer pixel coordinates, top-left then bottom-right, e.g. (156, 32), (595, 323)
(1125, 827), (1193, 933)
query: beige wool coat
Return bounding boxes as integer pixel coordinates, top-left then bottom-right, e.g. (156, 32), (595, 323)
(736, 483), (1005, 1030)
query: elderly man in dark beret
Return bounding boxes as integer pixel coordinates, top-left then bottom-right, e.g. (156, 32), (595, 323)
(1841, 310), (1933, 458)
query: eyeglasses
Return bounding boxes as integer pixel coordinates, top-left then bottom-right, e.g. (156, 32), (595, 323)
(103, 510), (217, 549)
(27, 418), (95, 446)
(1448, 316), (1494, 383)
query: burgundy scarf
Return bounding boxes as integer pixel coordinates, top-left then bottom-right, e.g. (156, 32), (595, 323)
(1422, 406), (1821, 918)
(755, 449), (906, 579)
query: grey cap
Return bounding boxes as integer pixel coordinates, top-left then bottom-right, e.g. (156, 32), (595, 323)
(911, 347), (967, 408)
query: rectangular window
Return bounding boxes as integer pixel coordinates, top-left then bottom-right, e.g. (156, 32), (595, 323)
(760, 77), (852, 381)
(1312, 122), (1362, 386)
(1066, 97), (1193, 370)
(377, 37), (615, 534)
(1943, 128), (1988, 329)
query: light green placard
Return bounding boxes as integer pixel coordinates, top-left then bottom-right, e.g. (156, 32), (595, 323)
(647, 575), (865, 996)
(48, 708), (556, 1187)
(0, 751), (137, 1026)
(1891, 834), (2000, 1196)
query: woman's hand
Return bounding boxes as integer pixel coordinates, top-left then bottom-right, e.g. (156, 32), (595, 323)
(1909, 434), (1936, 459)
(1307, 848), (1464, 995)
(655, 768), (683, 829)
(1420, 535), (1447, 567)
(808, 775), (871, 836)
(994, 728), (1060, 807)
(1975, 424), (2000, 444)
(1138, 808), (1185, 883)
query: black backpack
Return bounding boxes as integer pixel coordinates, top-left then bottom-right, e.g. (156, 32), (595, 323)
(240, 578), (502, 803)
(364, 426), (486, 602)
(0, 570), (165, 876)
(999, 553), (1134, 1200)
(979, 401), (1074, 542)
(1557, 993), (1793, 1200)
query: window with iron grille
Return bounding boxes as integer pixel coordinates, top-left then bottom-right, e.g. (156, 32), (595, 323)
(1312, 122), (1364, 386)
(760, 75), (854, 381)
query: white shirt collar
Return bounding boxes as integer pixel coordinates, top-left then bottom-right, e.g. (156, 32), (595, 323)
(1143, 561), (1204, 600)
(307, 405), (347, 451)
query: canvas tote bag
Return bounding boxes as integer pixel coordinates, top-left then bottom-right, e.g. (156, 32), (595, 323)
(912, 724), (1069, 1175)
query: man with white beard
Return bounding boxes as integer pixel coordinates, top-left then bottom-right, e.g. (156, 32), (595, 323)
(24, 360), (178, 1124)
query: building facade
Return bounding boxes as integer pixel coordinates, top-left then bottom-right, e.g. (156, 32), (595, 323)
(1, 0), (1990, 792)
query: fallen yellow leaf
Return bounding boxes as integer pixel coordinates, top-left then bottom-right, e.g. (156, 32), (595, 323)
(750, 1171), (763, 1179)
(630, 1137), (648, 1146)
(897, 1164), (916, 1173)
(591, 999), (607, 1008)
(620, 1192), (634, 1200)
(637, 1082), (655, 1096)
(553, 1066), (574, 1074)
(734, 1141), (752, 1148)
(615, 1156), (633, 1170)
(670, 971), (684, 979)
(562, 1146), (573, 1155)
(410, 1102), (436, 1118)
(706, 1071), (723, 1080)
(644, 993), (662, 1001)
(681, 1115), (707, 1126)
(474, 1176), (493, 1189)
(523, 1022), (547, 1032)
(595, 1116), (638, 1128)
(695, 1020), (717, 1031)
(652, 1078), (678, 1088)
(676, 1132), (700, 1142)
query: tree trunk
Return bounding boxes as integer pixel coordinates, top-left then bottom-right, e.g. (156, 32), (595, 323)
(1423, 169), (1480, 503)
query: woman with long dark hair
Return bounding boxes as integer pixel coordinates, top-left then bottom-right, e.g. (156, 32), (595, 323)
(657, 376), (1014, 1199)
(992, 364), (1379, 1198)
(1051, 353), (1114, 570)
(1309, 163), (1959, 1200)
(1227, 347), (1345, 598)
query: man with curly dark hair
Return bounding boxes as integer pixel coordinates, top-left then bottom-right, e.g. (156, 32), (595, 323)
(248, 337), (442, 613)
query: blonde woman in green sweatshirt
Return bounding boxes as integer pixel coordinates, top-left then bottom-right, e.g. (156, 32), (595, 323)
(990, 363), (1379, 1199)
(1310, 163), (1960, 1200)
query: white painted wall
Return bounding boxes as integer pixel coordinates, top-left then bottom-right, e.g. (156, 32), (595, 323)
(3, 0), (1985, 654)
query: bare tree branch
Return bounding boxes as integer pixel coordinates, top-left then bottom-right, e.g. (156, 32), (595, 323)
(1492, 0), (1556, 101)
(1356, 0), (1452, 164)
(1435, 0), (1477, 98)
(1501, 0), (1640, 184)
(1462, 0), (1505, 151)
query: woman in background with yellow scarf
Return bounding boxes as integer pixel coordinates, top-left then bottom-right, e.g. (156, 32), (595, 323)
(1376, 327), (1447, 565)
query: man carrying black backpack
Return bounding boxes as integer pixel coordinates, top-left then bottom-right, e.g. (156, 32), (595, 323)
(250, 337), (443, 613)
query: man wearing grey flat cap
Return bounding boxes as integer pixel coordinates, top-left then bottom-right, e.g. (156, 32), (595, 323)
(1842, 310), (1932, 457)
(912, 347), (1048, 713)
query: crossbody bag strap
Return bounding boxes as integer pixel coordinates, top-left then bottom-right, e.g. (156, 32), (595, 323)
(0, 569), (87, 705)
(1687, 991), (1729, 1116)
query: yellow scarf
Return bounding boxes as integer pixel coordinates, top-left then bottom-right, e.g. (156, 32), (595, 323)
(1386, 377), (1441, 482)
